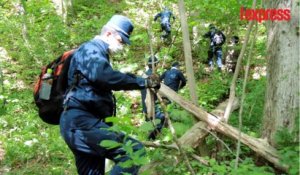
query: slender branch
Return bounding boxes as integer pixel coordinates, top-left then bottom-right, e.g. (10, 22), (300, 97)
(191, 154), (209, 166)
(235, 21), (258, 169)
(142, 141), (179, 150)
(167, 26), (181, 55)
(161, 26), (181, 69)
(145, 22), (156, 121)
(147, 20), (156, 73)
(223, 0), (256, 121)
(197, 125), (236, 157)
(156, 93), (196, 175)
(143, 122), (242, 163)
(248, 103), (255, 119)
(143, 141), (210, 167)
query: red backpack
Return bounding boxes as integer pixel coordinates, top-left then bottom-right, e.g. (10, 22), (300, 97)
(33, 50), (75, 125)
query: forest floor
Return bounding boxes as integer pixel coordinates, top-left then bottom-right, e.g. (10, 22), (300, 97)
(0, 47), (28, 165)
(0, 48), (7, 166)
(0, 142), (4, 161)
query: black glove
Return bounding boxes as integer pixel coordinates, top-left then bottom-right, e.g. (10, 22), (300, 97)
(145, 74), (161, 90)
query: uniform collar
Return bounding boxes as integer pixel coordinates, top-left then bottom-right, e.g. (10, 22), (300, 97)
(92, 36), (110, 59)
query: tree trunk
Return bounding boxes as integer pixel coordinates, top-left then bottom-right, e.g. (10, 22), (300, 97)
(51, 0), (72, 23)
(19, 1), (41, 65)
(178, 0), (198, 104)
(176, 98), (239, 149)
(262, 0), (299, 146)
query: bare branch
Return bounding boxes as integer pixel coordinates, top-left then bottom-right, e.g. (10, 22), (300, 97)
(235, 22), (258, 169)
(223, 0), (257, 122)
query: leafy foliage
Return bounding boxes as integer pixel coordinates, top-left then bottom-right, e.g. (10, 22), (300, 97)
(229, 77), (266, 135)
(149, 153), (274, 175)
(275, 116), (300, 175)
(196, 73), (230, 110)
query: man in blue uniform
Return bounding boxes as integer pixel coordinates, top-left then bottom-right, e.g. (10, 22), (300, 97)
(140, 56), (165, 140)
(154, 7), (175, 39)
(160, 62), (186, 92)
(60, 15), (160, 175)
(203, 24), (226, 71)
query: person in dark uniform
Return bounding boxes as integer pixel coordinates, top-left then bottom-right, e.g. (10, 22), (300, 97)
(160, 61), (186, 92)
(59, 15), (160, 175)
(203, 24), (226, 71)
(140, 56), (166, 140)
(154, 7), (175, 39)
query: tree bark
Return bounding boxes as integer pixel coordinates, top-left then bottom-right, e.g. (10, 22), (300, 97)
(176, 98), (239, 149)
(51, 0), (72, 23)
(262, 0), (299, 146)
(145, 89), (155, 119)
(158, 84), (288, 171)
(178, 0), (198, 105)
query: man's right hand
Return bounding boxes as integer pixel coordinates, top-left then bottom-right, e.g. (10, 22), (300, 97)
(146, 74), (161, 90)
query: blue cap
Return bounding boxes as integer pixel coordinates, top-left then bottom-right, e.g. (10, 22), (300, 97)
(106, 15), (134, 45)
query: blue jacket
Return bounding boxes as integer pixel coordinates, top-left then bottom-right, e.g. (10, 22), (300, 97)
(64, 38), (146, 119)
(154, 10), (175, 24)
(203, 29), (226, 50)
(161, 67), (186, 92)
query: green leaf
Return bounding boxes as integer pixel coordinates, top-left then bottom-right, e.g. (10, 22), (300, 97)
(100, 140), (121, 149)
(140, 121), (155, 132)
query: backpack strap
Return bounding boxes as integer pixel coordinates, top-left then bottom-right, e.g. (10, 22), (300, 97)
(62, 70), (82, 111)
(65, 69), (92, 95)
(74, 70), (91, 84)
(52, 50), (75, 76)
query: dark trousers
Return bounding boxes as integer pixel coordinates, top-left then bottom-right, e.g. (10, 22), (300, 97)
(161, 22), (171, 38)
(207, 47), (223, 68)
(60, 109), (145, 175)
(146, 110), (166, 140)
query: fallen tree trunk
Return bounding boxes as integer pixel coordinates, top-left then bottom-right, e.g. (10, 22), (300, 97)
(176, 98), (239, 148)
(158, 84), (288, 172)
(140, 93), (239, 174)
